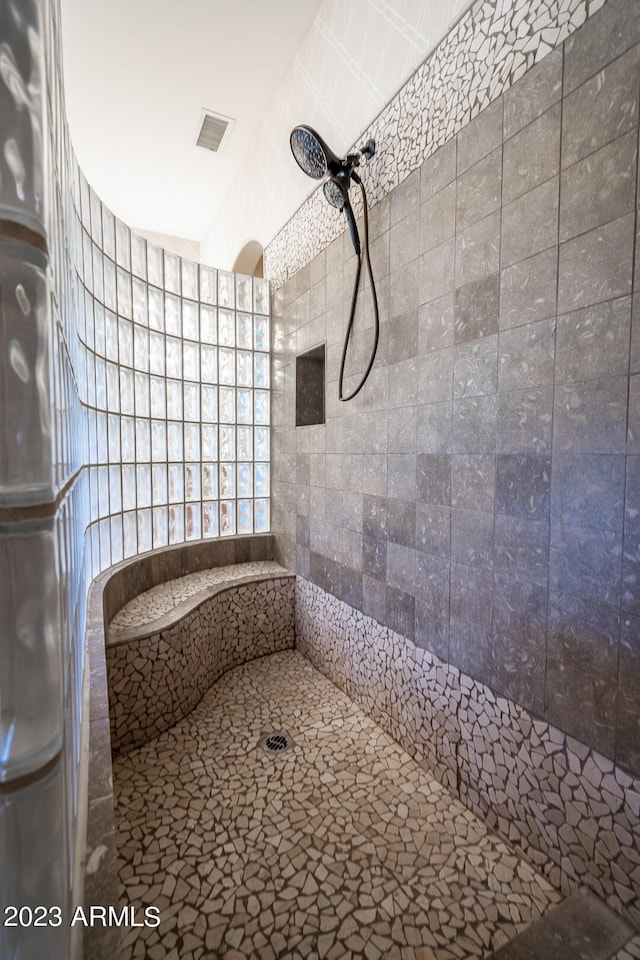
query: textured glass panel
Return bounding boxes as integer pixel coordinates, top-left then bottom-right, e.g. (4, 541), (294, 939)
(237, 463), (252, 498)
(166, 337), (181, 379)
(184, 383), (200, 422)
(237, 426), (252, 461)
(200, 266), (217, 305)
(237, 389), (252, 425)
(220, 426), (235, 461)
(255, 498), (270, 533)
(83, 232), (93, 291)
(201, 345), (217, 383)
(118, 318), (133, 367)
(147, 243), (163, 287)
(202, 502), (219, 538)
(165, 293), (181, 337)
(116, 267), (132, 318)
(220, 500), (236, 536)
(136, 465), (151, 507)
(151, 420), (167, 461)
(255, 463), (269, 496)
(254, 426), (269, 461)
(103, 258), (116, 311)
(148, 286), (164, 331)
(254, 314), (269, 351)
(94, 302), (105, 356)
(149, 331), (165, 376)
(166, 379), (183, 420)
(169, 505), (184, 543)
(106, 362), (119, 411)
(183, 341), (199, 381)
(184, 424), (200, 462)
(153, 507), (168, 547)
(137, 508), (152, 552)
(219, 387), (235, 424)
(115, 220), (131, 269)
(111, 515), (124, 564)
(200, 305), (216, 343)
(109, 465), (122, 513)
(238, 499), (253, 534)
(219, 348), (235, 385)
(254, 277), (269, 315)
(132, 278), (148, 325)
(218, 309), (235, 346)
(237, 351), (253, 387)
(218, 270), (235, 308)
(152, 464), (167, 505)
(84, 288), (94, 349)
(202, 464), (218, 500)
(135, 419), (150, 461)
(167, 422), (183, 462)
(236, 312), (252, 349)
(92, 244), (103, 302)
(102, 207), (115, 260)
(183, 300), (198, 341)
(182, 260), (198, 300)
(99, 518), (111, 570)
(108, 414), (122, 465)
(219, 463), (235, 499)
(254, 390), (269, 424)
(134, 373), (150, 417)
(131, 234), (147, 279)
(119, 369), (134, 416)
(90, 192), (102, 242)
(95, 356), (106, 409)
(168, 464), (184, 502)
(105, 311), (118, 361)
(133, 324), (149, 372)
(236, 275), (252, 312)
(98, 465), (109, 516)
(123, 510), (137, 556)
(185, 503), (201, 540)
(164, 252), (180, 294)
(201, 424), (217, 461)
(201, 385), (217, 424)
(185, 464), (201, 501)
(98, 411), (109, 463)
(121, 417), (135, 462)
(150, 376), (166, 419)
(254, 353), (269, 388)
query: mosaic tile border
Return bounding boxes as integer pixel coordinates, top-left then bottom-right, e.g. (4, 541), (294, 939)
(264, 0), (608, 287)
(294, 576), (640, 930)
(107, 576), (295, 754)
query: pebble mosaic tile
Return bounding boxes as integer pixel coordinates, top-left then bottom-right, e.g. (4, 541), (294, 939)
(113, 650), (561, 960)
(107, 573), (295, 753)
(108, 561), (289, 638)
(265, 0), (608, 287)
(295, 577), (640, 931)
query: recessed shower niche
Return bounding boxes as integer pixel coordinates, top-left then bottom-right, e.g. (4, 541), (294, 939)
(295, 344), (325, 426)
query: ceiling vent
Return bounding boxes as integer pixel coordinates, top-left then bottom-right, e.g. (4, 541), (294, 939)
(196, 111), (233, 152)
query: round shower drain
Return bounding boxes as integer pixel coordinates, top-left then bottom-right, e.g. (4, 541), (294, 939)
(259, 732), (294, 754)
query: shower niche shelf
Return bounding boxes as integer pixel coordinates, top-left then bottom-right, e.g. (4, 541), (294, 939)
(296, 344), (325, 427)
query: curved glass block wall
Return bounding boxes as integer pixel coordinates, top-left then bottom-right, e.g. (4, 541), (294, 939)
(0, 0), (270, 954)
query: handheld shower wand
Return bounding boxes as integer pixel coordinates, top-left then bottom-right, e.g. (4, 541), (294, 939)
(290, 125), (379, 401)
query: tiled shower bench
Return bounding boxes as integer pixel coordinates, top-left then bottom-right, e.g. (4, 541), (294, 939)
(83, 535), (292, 960)
(105, 554), (294, 755)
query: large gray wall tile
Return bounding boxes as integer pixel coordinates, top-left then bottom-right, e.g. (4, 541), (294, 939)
(503, 104), (561, 203)
(501, 177), (559, 267)
(553, 377), (629, 454)
(455, 210), (501, 286)
(456, 147), (502, 231)
(555, 297), (631, 383)
(420, 180), (456, 255)
(564, 0), (640, 94)
(499, 248), (558, 330)
(457, 98), (503, 175)
(503, 46), (563, 139)
(557, 213), (635, 313)
(455, 273), (499, 343)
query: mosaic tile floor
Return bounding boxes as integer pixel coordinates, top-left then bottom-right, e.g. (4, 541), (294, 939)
(108, 562), (288, 637)
(113, 650), (562, 960)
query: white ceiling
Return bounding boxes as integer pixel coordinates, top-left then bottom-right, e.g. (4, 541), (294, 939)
(61, 0), (471, 270)
(60, 0), (324, 245)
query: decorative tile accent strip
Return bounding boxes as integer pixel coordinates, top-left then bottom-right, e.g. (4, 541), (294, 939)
(113, 650), (561, 959)
(107, 576), (295, 753)
(295, 576), (640, 929)
(265, 0), (607, 287)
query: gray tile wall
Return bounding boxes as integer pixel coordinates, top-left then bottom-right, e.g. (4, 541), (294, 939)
(272, 0), (640, 776)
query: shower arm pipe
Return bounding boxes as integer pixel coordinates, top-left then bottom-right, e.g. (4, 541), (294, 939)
(338, 176), (379, 402)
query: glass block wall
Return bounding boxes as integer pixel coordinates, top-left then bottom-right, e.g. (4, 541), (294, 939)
(0, 1), (270, 955)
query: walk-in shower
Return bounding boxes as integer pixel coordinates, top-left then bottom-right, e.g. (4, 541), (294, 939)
(290, 125), (379, 401)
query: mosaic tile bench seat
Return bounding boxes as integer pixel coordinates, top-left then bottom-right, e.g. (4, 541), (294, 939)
(103, 536), (295, 754)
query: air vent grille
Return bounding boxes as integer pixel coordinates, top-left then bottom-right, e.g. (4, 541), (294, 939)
(196, 113), (230, 152)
